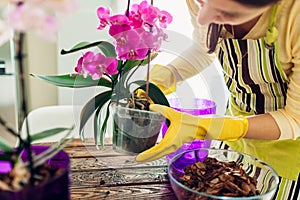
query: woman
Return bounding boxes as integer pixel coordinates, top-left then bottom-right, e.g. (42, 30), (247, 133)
(136, 0), (300, 199)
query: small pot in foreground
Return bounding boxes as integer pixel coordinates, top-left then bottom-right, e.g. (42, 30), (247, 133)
(0, 146), (70, 200)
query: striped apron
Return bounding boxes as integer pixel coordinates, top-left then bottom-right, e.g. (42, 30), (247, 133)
(217, 5), (300, 199)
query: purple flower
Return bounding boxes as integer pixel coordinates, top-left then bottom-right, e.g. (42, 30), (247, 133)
(109, 14), (130, 25)
(3, 0), (78, 40)
(75, 51), (118, 80)
(109, 24), (131, 37)
(131, 1), (172, 28)
(140, 28), (161, 51)
(138, 0), (159, 25)
(97, 7), (111, 30)
(113, 29), (148, 60)
(158, 10), (173, 28)
(128, 4), (144, 28)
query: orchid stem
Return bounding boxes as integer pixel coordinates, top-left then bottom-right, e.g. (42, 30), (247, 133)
(116, 61), (126, 105)
(145, 50), (151, 101)
(147, 0), (154, 101)
(126, 0), (131, 17)
(0, 115), (24, 144)
(15, 32), (35, 185)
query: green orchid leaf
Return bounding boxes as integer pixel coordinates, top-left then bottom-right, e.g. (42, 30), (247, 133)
(0, 153), (15, 163)
(130, 80), (170, 106)
(110, 82), (131, 103)
(0, 138), (13, 152)
(60, 41), (117, 58)
(30, 127), (73, 143)
(31, 130), (74, 168)
(122, 60), (141, 73)
(31, 74), (112, 88)
(62, 41), (90, 53)
(110, 72), (131, 102)
(93, 106), (101, 148)
(96, 41), (117, 58)
(32, 138), (74, 168)
(94, 102), (111, 149)
(80, 90), (113, 140)
(117, 60), (123, 70)
(99, 102), (111, 148)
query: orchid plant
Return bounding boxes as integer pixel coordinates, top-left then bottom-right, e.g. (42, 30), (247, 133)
(33, 0), (172, 148)
(0, 0), (76, 191)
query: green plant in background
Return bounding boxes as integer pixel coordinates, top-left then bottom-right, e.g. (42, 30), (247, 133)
(0, 0), (76, 191)
(33, 0), (173, 148)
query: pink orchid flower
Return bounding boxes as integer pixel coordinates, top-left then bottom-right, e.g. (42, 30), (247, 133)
(109, 14), (130, 25)
(158, 10), (173, 28)
(138, 1), (159, 25)
(135, 1), (172, 29)
(114, 29), (148, 60)
(128, 4), (143, 28)
(97, 7), (111, 30)
(95, 1), (172, 61)
(140, 27), (164, 51)
(108, 24), (131, 37)
(4, 0), (77, 41)
(75, 51), (118, 80)
(5, 4), (45, 32)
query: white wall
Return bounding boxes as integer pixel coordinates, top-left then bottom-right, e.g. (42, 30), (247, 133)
(0, 39), (18, 145)
(57, 0), (113, 106)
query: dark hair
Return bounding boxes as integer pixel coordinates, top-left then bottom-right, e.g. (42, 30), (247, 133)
(206, 0), (281, 53)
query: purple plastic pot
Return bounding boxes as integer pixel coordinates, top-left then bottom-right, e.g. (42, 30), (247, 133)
(162, 98), (216, 163)
(0, 146), (70, 200)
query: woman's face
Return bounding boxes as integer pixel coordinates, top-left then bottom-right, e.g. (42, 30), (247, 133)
(196, 0), (272, 25)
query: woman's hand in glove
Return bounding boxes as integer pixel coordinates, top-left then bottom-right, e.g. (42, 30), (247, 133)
(135, 104), (248, 162)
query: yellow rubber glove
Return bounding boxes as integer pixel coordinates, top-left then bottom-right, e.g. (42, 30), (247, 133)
(135, 104), (248, 162)
(136, 64), (177, 99)
(149, 64), (177, 95)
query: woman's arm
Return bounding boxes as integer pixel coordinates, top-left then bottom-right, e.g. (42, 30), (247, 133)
(166, 0), (215, 82)
(246, 114), (280, 140)
(262, 0), (300, 141)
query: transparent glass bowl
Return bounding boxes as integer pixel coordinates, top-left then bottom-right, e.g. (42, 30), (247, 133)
(168, 148), (279, 200)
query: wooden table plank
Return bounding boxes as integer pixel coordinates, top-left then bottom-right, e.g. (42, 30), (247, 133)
(71, 166), (168, 187)
(70, 156), (167, 171)
(71, 184), (176, 200)
(38, 139), (177, 199)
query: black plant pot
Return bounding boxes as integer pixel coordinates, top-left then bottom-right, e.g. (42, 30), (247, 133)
(0, 146), (70, 200)
(112, 105), (165, 155)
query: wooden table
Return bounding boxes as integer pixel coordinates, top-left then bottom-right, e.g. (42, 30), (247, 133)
(45, 139), (177, 199)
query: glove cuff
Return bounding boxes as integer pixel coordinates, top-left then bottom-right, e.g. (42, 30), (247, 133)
(206, 116), (248, 141)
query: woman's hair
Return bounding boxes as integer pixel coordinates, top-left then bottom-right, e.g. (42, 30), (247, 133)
(206, 0), (281, 53)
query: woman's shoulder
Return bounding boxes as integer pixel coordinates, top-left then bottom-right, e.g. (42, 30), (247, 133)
(277, 0), (300, 18)
(246, 0), (299, 39)
(186, 0), (199, 17)
(276, 0), (300, 41)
